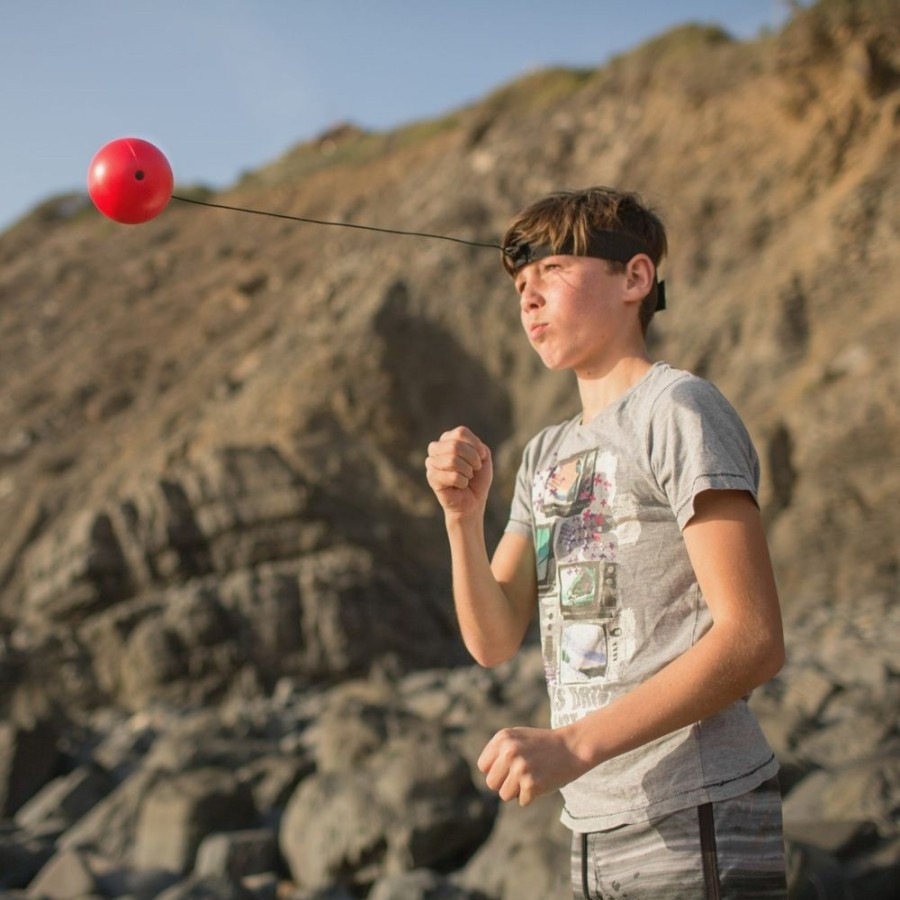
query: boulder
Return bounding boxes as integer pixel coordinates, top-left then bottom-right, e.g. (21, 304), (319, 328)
(131, 767), (257, 874)
(237, 754), (314, 828)
(20, 512), (132, 625)
(280, 725), (495, 891)
(783, 755), (900, 831)
(13, 764), (115, 835)
(368, 869), (485, 900)
(93, 864), (180, 900)
(58, 768), (158, 861)
(194, 828), (279, 881)
(0, 830), (53, 890)
(458, 795), (570, 900)
(0, 720), (60, 818)
(155, 874), (254, 900)
(25, 849), (97, 900)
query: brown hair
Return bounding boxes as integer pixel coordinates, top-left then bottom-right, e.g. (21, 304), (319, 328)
(501, 187), (668, 334)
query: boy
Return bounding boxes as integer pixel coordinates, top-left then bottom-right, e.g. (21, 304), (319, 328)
(425, 187), (787, 898)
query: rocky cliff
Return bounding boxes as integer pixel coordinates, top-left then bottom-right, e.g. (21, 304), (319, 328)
(0, 2), (897, 897)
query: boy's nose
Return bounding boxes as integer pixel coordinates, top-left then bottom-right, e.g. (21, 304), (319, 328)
(519, 281), (544, 310)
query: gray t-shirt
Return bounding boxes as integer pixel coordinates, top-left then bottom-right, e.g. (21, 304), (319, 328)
(506, 362), (778, 832)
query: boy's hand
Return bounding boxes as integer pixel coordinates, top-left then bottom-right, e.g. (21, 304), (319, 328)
(425, 426), (493, 519)
(477, 725), (591, 806)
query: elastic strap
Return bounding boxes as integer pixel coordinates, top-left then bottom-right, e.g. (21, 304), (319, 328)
(698, 802), (722, 900)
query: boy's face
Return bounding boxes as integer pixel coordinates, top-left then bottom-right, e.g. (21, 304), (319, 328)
(513, 254), (644, 375)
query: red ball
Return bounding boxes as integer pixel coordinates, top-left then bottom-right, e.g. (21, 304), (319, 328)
(87, 137), (174, 224)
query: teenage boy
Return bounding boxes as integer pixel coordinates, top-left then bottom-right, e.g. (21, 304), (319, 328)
(425, 187), (787, 898)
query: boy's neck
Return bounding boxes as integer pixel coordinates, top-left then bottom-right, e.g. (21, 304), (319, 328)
(577, 353), (654, 424)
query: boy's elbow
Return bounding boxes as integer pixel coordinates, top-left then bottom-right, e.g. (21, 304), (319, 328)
(466, 639), (519, 669)
(767, 636), (786, 679)
(754, 629), (785, 683)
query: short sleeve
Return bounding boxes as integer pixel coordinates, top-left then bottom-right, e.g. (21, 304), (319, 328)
(649, 376), (760, 530)
(505, 440), (537, 538)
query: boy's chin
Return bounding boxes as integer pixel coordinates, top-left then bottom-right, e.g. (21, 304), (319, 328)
(535, 352), (574, 373)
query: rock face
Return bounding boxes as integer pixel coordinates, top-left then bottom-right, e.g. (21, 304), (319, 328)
(0, 632), (896, 898)
(0, 2), (898, 897)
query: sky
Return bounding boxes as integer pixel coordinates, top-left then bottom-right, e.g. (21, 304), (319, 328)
(0, 1), (798, 232)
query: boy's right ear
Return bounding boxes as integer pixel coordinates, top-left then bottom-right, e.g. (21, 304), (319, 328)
(623, 254), (656, 303)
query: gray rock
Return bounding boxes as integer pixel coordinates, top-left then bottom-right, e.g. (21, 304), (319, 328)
(89, 709), (159, 780)
(237, 872), (279, 900)
(793, 711), (894, 770)
(155, 874), (254, 900)
(778, 665), (835, 720)
(132, 767), (257, 874)
(819, 680), (900, 727)
(279, 887), (355, 900)
(0, 830), (53, 890)
(845, 835), (900, 900)
(14, 764), (115, 833)
(0, 720), (60, 819)
(374, 731), (496, 871)
(458, 794), (571, 900)
(93, 865), (180, 900)
(304, 678), (402, 775)
(368, 869), (484, 900)
(141, 709), (271, 773)
(194, 829), (278, 881)
(237, 754), (314, 828)
(280, 726), (494, 891)
(784, 819), (880, 858)
(58, 768), (158, 860)
(25, 849), (97, 900)
(280, 767), (389, 891)
(784, 841), (853, 900)
(784, 755), (900, 831)
(73, 545), (460, 713)
(21, 511), (132, 625)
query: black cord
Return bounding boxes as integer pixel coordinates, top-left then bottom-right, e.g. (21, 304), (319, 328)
(171, 194), (503, 252)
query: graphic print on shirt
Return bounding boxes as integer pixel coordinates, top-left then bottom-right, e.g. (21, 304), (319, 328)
(532, 448), (638, 723)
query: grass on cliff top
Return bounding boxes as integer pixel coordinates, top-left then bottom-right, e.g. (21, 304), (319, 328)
(477, 66), (595, 116)
(239, 112), (463, 190)
(239, 66), (594, 191)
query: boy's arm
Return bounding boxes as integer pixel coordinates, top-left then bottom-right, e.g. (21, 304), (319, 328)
(448, 525), (536, 666)
(426, 427), (536, 667)
(478, 488), (785, 804)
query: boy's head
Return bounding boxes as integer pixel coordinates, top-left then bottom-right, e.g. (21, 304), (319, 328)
(501, 187), (668, 335)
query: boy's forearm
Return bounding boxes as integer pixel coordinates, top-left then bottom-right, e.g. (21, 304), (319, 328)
(476, 618), (783, 807)
(559, 491), (786, 771)
(561, 619), (783, 769)
(445, 515), (529, 667)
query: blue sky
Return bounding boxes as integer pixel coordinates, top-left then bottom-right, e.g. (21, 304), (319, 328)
(0, 1), (796, 231)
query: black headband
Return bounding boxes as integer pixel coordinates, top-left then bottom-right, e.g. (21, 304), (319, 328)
(503, 229), (666, 311)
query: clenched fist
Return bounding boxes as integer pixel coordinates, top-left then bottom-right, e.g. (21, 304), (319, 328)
(425, 426), (493, 520)
(477, 725), (592, 806)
